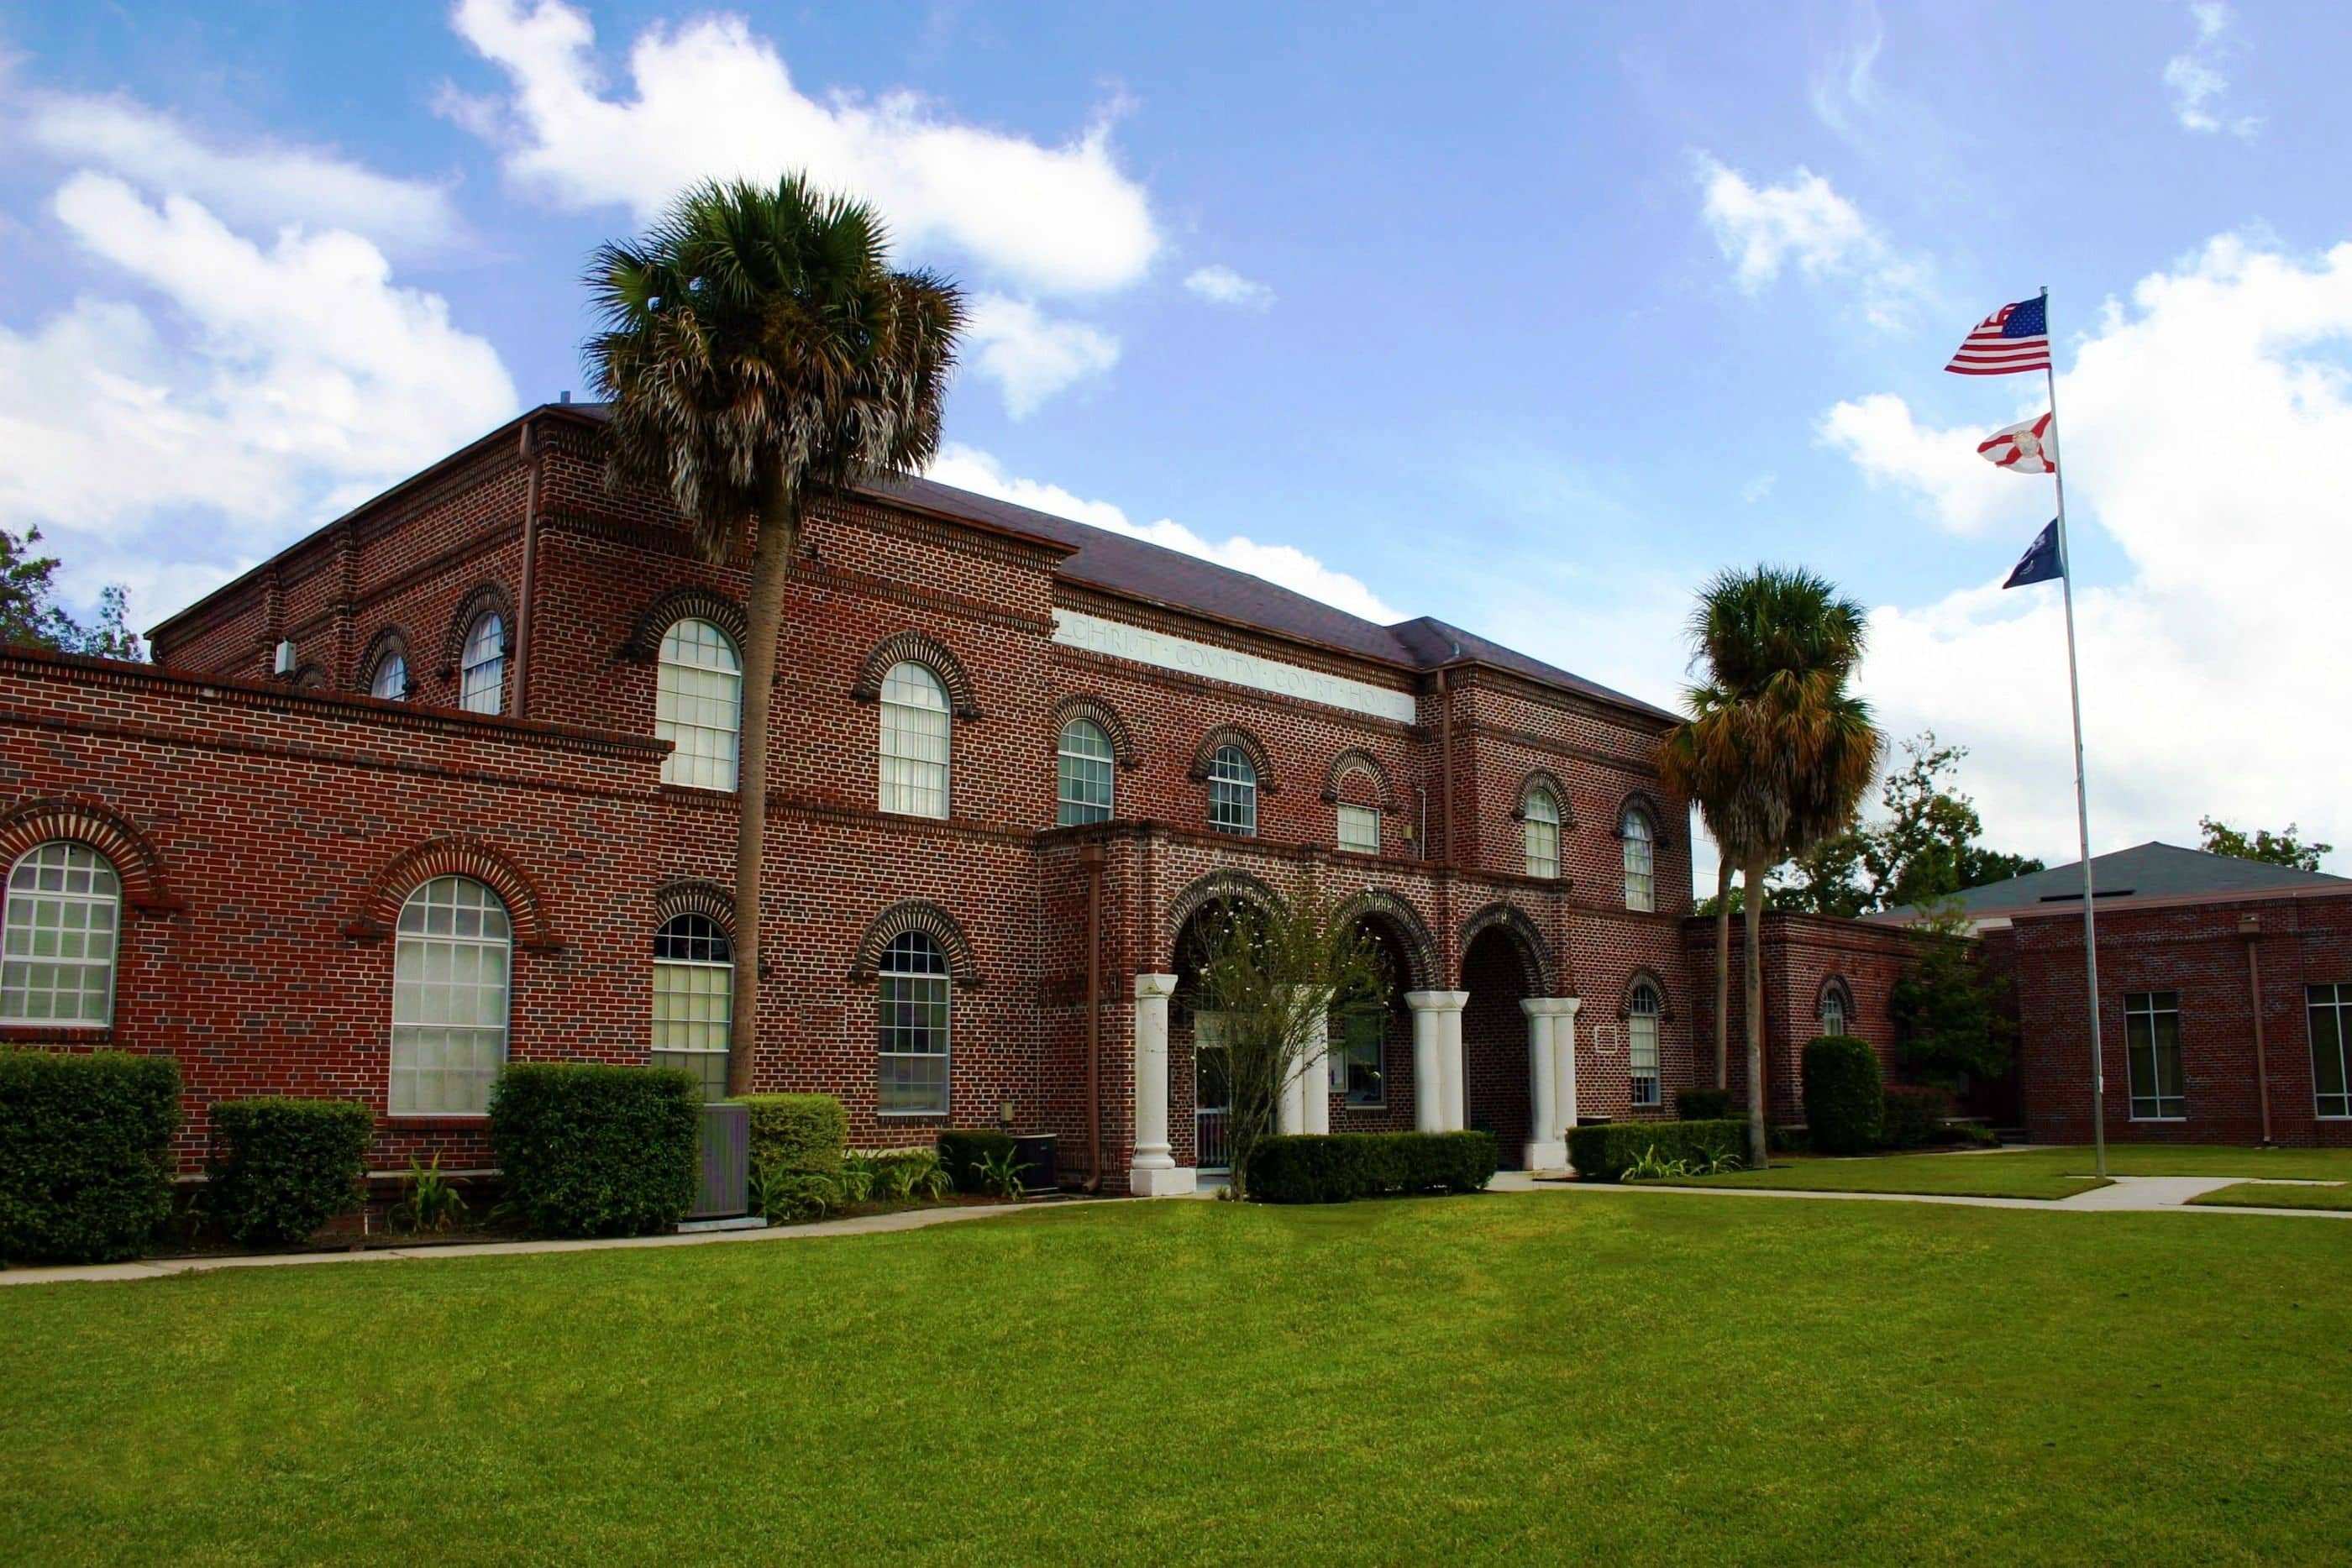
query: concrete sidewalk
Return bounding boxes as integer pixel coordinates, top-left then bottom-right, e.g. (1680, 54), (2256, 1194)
(1493, 1168), (2352, 1217)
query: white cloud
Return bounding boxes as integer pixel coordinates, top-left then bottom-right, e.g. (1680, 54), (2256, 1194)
(926, 443), (1400, 622)
(1815, 391), (2043, 537)
(1184, 265), (1273, 311)
(445, 0), (1158, 296)
(17, 92), (463, 256)
(1740, 472), (1777, 504)
(2165, 3), (2260, 139)
(1693, 154), (1928, 328)
(1830, 235), (2352, 869)
(0, 175), (516, 620)
(961, 296), (1120, 418)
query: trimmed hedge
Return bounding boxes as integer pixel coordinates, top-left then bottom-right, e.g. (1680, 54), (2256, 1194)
(0, 1049), (180, 1264)
(1675, 1088), (1734, 1121)
(1248, 1131), (1497, 1204)
(1880, 1084), (1953, 1150)
(487, 1064), (699, 1238)
(1568, 1119), (1746, 1182)
(206, 1098), (374, 1245)
(1803, 1036), (1883, 1155)
(937, 1130), (1016, 1194)
(739, 1093), (847, 1183)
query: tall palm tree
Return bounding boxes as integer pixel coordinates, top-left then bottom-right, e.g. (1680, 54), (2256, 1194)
(1658, 569), (1881, 1164)
(585, 176), (964, 1095)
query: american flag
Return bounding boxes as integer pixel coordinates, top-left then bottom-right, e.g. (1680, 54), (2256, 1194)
(1945, 295), (2051, 375)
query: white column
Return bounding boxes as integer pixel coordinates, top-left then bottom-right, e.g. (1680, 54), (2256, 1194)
(1405, 991), (1447, 1133)
(1278, 1051), (1305, 1135)
(1128, 973), (1194, 1197)
(1440, 994), (1467, 1132)
(1295, 989), (1332, 1137)
(1521, 998), (1579, 1170)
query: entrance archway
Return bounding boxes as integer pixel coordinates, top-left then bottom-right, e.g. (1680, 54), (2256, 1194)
(1461, 926), (1539, 1167)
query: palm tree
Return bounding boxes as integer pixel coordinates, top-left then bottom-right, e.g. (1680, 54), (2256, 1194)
(585, 176), (964, 1095)
(1658, 568), (1882, 1164)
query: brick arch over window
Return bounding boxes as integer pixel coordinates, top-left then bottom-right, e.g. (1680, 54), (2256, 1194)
(290, 663), (328, 690)
(1622, 968), (1673, 1020)
(1512, 768), (1573, 825)
(1335, 888), (1437, 992)
(1458, 901), (1559, 994)
(1321, 749), (1394, 810)
(1617, 789), (1671, 846)
(622, 586), (749, 663)
(356, 625), (411, 696)
(1163, 868), (1285, 957)
(848, 631), (982, 720)
(0, 798), (181, 915)
(1816, 973), (1854, 1020)
(438, 582), (514, 679)
(348, 836), (557, 952)
(1047, 695), (1138, 768)
(1186, 724), (1278, 792)
(653, 878), (735, 932)
(849, 899), (983, 989)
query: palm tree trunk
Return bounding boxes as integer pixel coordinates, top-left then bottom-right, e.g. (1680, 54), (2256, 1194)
(1713, 856), (1733, 1090)
(726, 502), (795, 1096)
(1741, 848), (1769, 1167)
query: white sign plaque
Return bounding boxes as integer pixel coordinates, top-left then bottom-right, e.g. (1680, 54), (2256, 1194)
(1052, 609), (1417, 724)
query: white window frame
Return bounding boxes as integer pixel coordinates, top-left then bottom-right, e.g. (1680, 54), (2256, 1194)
(878, 661), (951, 818)
(1628, 982), (1662, 1109)
(1622, 807), (1656, 912)
(1057, 718), (1115, 826)
(1819, 982), (1850, 1038)
(370, 651), (409, 702)
(1336, 802), (1381, 856)
(653, 912), (732, 1100)
(1524, 789), (1561, 880)
(1330, 1007), (1387, 1107)
(876, 930), (951, 1116)
(2309, 983), (2350, 1120)
(656, 618), (743, 792)
(0, 842), (121, 1028)
(390, 876), (511, 1116)
(1207, 745), (1257, 836)
(459, 612), (506, 716)
(2124, 990), (2187, 1122)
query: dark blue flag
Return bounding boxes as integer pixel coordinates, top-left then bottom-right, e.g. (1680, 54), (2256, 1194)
(2003, 519), (2064, 588)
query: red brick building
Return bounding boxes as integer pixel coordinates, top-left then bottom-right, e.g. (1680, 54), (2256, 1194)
(5, 401), (1901, 1186)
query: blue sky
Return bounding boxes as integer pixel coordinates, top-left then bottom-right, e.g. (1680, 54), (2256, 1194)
(4, 1), (2348, 878)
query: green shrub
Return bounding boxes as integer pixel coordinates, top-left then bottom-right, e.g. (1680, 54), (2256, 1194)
(1675, 1088), (1733, 1121)
(1879, 1084), (1953, 1150)
(205, 1098), (373, 1245)
(1248, 1131), (1496, 1204)
(487, 1064), (699, 1238)
(1803, 1036), (1884, 1155)
(937, 1130), (1016, 1194)
(1568, 1120), (1747, 1183)
(857, 1147), (953, 1203)
(739, 1093), (847, 1184)
(0, 1049), (180, 1264)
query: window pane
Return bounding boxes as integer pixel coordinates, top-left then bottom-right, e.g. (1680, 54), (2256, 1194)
(460, 614), (505, 715)
(1208, 746), (1257, 836)
(876, 931), (950, 1114)
(1336, 804), (1380, 855)
(1525, 792), (1559, 879)
(1057, 720), (1114, 826)
(370, 652), (408, 701)
(1623, 810), (1655, 911)
(658, 619), (743, 792)
(2125, 993), (2186, 1119)
(879, 663), (951, 818)
(2312, 988), (2351, 1117)
(391, 876), (511, 1114)
(0, 842), (119, 1027)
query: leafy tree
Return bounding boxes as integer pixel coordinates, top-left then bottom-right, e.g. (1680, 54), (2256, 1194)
(1188, 882), (1388, 1200)
(0, 526), (145, 660)
(67, 585), (144, 661)
(1777, 733), (2043, 916)
(2198, 815), (2332, 873)
(1888, 902), (2016, 1087)
(1779, 829), (1869, 918)
(585, 175), (963, 1095)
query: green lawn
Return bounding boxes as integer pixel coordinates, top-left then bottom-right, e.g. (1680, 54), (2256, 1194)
(1660, 1143), (2352, 1201)
(2191, 1181), (2352, 1212)
(6, 1194), (2352, 1564)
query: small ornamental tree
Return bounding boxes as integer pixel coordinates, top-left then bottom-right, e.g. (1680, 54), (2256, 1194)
(1189, 882), (1389, 1200)
(1890, 902), (2016, 1087)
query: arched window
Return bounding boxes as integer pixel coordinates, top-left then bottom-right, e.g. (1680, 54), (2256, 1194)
(391, 876), (510, 1114)
(1622, 806), (1656, 912)
(876, 930), (950, 1115)
(878, 661), (950, 817)
(1628, 981), (1662, 1108)
(1819, 980), (1851, 1038)
(1057, 718), (1114, 826)
(1334, 768), (1380, 855)
(459, 612), (506, 715)
(1207, 745), (1257, 836)
(1524, 789), (1562, 879)
(0, 842), (121, 1026)
(657, 618), (743, 791)
(370, 652), (409, 702)
(653, 913), (732, 1099)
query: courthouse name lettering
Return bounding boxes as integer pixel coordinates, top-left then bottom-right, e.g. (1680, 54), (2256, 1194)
(1052, 610), (1417, 724)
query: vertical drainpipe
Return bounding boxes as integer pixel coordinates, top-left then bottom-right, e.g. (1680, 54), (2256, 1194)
(2239, 913), (2273, 1145)
(513, 417), (543, 721)
(1081, 841), (1105, 1192)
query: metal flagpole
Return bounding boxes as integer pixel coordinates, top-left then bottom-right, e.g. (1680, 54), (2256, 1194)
(2042, 286), (2108, 1178)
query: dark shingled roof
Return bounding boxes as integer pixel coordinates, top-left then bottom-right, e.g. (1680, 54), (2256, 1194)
(1873, 841), (2350, 922)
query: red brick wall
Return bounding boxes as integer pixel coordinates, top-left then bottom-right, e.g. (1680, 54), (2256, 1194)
(1684, 912), (1920, 1125)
